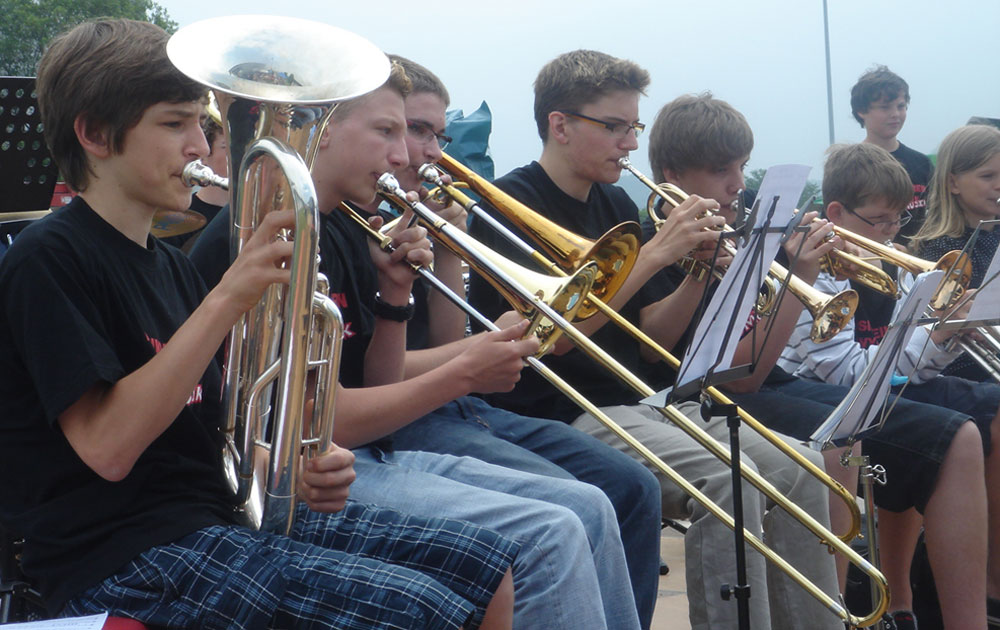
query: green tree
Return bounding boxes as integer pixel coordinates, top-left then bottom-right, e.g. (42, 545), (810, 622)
(0, 0), (177, 76)
(744, 167), (821, 210)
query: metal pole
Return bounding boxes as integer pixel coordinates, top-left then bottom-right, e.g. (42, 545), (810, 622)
(823, 0), (836, 145)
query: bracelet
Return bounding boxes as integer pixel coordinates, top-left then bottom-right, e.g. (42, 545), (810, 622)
(372, 291), (415, 322)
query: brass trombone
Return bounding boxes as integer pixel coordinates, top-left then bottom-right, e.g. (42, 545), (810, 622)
(429, 154), (863, 536)
(376, 173), (889, 627)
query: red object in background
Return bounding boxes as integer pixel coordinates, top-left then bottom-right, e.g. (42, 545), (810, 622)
(102, 618), (148, 630)
(50, 182), (76, 208)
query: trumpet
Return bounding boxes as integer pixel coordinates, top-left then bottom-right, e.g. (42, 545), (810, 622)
(619, 157), (857, 344)
(822, 231), (971, 311)
(375, 173), (888, 626)
(165, 15), (388, 533)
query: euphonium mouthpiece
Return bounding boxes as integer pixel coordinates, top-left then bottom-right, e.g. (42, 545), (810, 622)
(182, 160), (230, 190)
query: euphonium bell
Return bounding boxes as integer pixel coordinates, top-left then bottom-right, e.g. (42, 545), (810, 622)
(167, 15), (387, 533)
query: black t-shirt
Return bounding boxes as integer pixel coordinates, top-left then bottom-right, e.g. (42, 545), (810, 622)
(850, 265), (899, 348)
(319, 204), (378, 388)
(891, 142), (933, 243)
(187, 201), (232, 290)
(0, 198), (238, 612)
(917, 227), (1000, 380)
(918, 226), (1000, 289)
(467, 161), (660, 422)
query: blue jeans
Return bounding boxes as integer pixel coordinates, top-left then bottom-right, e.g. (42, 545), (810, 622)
(390, 396), (661, 629)
(349, 447), (638, 630)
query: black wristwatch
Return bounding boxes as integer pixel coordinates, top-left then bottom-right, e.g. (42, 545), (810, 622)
(372, 291), (415, 322)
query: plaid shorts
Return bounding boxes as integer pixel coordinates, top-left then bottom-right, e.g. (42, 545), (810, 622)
(63, 501), (518, 630)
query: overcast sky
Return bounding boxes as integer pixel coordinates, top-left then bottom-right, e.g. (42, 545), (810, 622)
(158, 0), (999, 192)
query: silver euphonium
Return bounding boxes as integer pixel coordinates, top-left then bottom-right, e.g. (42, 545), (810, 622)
(167, 15), (389, 533)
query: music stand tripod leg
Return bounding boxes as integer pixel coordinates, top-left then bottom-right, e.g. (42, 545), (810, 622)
(702, 396), (752, 629)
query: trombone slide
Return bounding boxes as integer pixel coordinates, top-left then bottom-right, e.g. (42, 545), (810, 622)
(376, 174), (890, 627)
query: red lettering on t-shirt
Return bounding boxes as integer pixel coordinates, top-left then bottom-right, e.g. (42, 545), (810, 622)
(145, 333), (203, 407)
(329, 292), (349, 308)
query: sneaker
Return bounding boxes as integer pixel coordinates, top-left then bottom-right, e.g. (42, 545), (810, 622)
(890, 610), (918, 630)
(988, 596), (1000, 628)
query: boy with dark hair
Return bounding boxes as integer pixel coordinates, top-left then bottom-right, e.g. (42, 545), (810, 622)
(0, 18), (522, 629)
(850, 65), (933, 242)
(469, 50), (843, 630)
(190, 54), (638, 630)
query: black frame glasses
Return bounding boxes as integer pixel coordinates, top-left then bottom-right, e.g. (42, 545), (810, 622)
(847, 208), (912, 229)
(560, 111), (645, 138)
(406, 120), (452, 149)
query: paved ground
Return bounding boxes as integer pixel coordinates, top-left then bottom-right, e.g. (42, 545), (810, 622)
(651, 528), (691, 630)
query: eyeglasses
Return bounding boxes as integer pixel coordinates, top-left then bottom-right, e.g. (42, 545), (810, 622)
(847, 208), (912, 229)
(406, 120), (452, 149)
(560, 111), (645, 138)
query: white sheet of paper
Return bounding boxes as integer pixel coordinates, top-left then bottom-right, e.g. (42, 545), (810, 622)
(0, 613), (108, 630)
(965, 242), (1000, 322)
(809, 271), (942, 446)
(675, 164), (811, 393)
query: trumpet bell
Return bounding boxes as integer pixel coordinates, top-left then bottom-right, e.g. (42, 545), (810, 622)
(812, 289), (860, 343)
(932, 250), (973, 310)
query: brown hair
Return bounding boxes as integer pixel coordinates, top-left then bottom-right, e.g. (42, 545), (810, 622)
(533, 50), (649, 143)
(202, 117), (222, 152)
(850, 65), (910, 128)
(35, 19), (205, 191)
(647, 93), (753, 183)
(332, 58), (412, 121)
(388, 54), (449, 106)
(822, 143), (912, 214)
(911, 125), (1000, 251)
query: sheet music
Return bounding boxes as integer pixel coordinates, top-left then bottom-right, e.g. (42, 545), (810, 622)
(809, 271), (943, 446)
(0, 613), (108, 630)
(965, 235), (1000, 322)
(674, 164), (811, 394)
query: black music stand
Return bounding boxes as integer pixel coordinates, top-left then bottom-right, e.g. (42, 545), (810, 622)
(0, 77), (58, 215)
